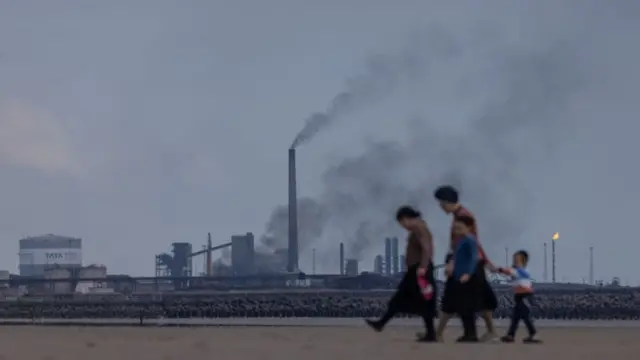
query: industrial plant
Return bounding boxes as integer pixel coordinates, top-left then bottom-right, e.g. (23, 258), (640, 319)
(5, 234), (110, 297)
(3, 229), (408, 296)
(0, 149), (412, 298)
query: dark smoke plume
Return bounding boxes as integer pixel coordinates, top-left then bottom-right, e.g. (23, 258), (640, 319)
(260, 196), (327, 251)
(290, 28), (459, 149)
(269, 24), (585, 269)
(320, 41), (580, 261)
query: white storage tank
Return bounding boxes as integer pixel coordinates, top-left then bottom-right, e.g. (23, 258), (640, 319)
(18, 235), (82, 277)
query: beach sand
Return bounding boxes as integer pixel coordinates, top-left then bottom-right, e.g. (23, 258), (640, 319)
(0, 325), (637, 360)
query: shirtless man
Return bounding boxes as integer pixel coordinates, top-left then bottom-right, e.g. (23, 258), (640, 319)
(434, 185), (499, 342)
(366, 205), (437, 342)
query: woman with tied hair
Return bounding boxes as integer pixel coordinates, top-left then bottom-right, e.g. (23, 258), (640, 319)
(365, 205), (437, 342)
(434, 185), (499, 342)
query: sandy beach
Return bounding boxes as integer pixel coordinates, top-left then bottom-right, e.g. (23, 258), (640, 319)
(0, 324), (637, 360)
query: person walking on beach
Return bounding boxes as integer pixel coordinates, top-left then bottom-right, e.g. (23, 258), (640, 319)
(434, 185), (499, 342)
(365, 206), (437, 342)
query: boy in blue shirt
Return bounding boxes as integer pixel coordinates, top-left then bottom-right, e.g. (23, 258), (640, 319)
(497, 250), (542, 344)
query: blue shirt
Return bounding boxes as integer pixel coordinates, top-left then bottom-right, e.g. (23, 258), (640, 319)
(500, 266), (533, 294)
(452, 234), (479, 279)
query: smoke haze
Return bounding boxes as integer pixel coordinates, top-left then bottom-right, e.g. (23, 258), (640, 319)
(290, 55), (408, 148)
(268, 2), (640, 275)
(281, 32), (580, 264)
(2, 2), (639, 282)
(260, 197), (326, 251)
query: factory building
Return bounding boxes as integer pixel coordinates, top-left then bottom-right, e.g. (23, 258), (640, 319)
(171, 243), (193, 277)
(38, 264), (109, 294)
(155, 243), (193, 278)
(76, 265), (108, 294)
(231, 232), (255, 275)
(44, 266), (73, 293)
(373, 255), (384, 274)
(345, 259), (359, 276)
(154, 243), (193, 290)
(384, 238), (392, 275)
(19, 235), (82, 277)
(155, 253), (171, 277)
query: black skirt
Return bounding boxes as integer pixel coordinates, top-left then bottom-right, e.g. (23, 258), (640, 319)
(389, 263), (437, 316)
(440, 253), (456, 314)
(442, 264), (484, 315)
(455, 269), (483, 315)
(441, 277), (457, 314)
(475, 261), (498, 311)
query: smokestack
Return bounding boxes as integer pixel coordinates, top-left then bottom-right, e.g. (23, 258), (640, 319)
(391, 237), (399, 274)
(339, 242), (345, 275)
(206, 233), (212, 276)
(384, 238), (391, 275)
(287, 148), (299, 272)
(589, 246), (594, 285)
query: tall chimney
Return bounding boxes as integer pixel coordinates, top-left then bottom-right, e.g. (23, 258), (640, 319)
(339, 242), (345, 275)
(384, 238), (392, 275)
(287, 148), (299, 272)
(391, 237), (399, 274)
(206, 233), (212, 276)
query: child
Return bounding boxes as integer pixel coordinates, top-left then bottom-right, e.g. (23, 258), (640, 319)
(497, 250), (542, 344)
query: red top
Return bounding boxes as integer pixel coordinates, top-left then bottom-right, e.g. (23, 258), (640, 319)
(450, 206), (489, 262)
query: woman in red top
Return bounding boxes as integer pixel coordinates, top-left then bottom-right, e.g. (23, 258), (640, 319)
(434, 185), (498, 342)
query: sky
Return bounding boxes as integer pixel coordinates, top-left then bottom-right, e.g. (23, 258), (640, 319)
(1, 0), (639, 283)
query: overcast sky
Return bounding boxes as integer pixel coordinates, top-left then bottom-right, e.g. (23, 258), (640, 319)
(1, 1), (639, 283)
